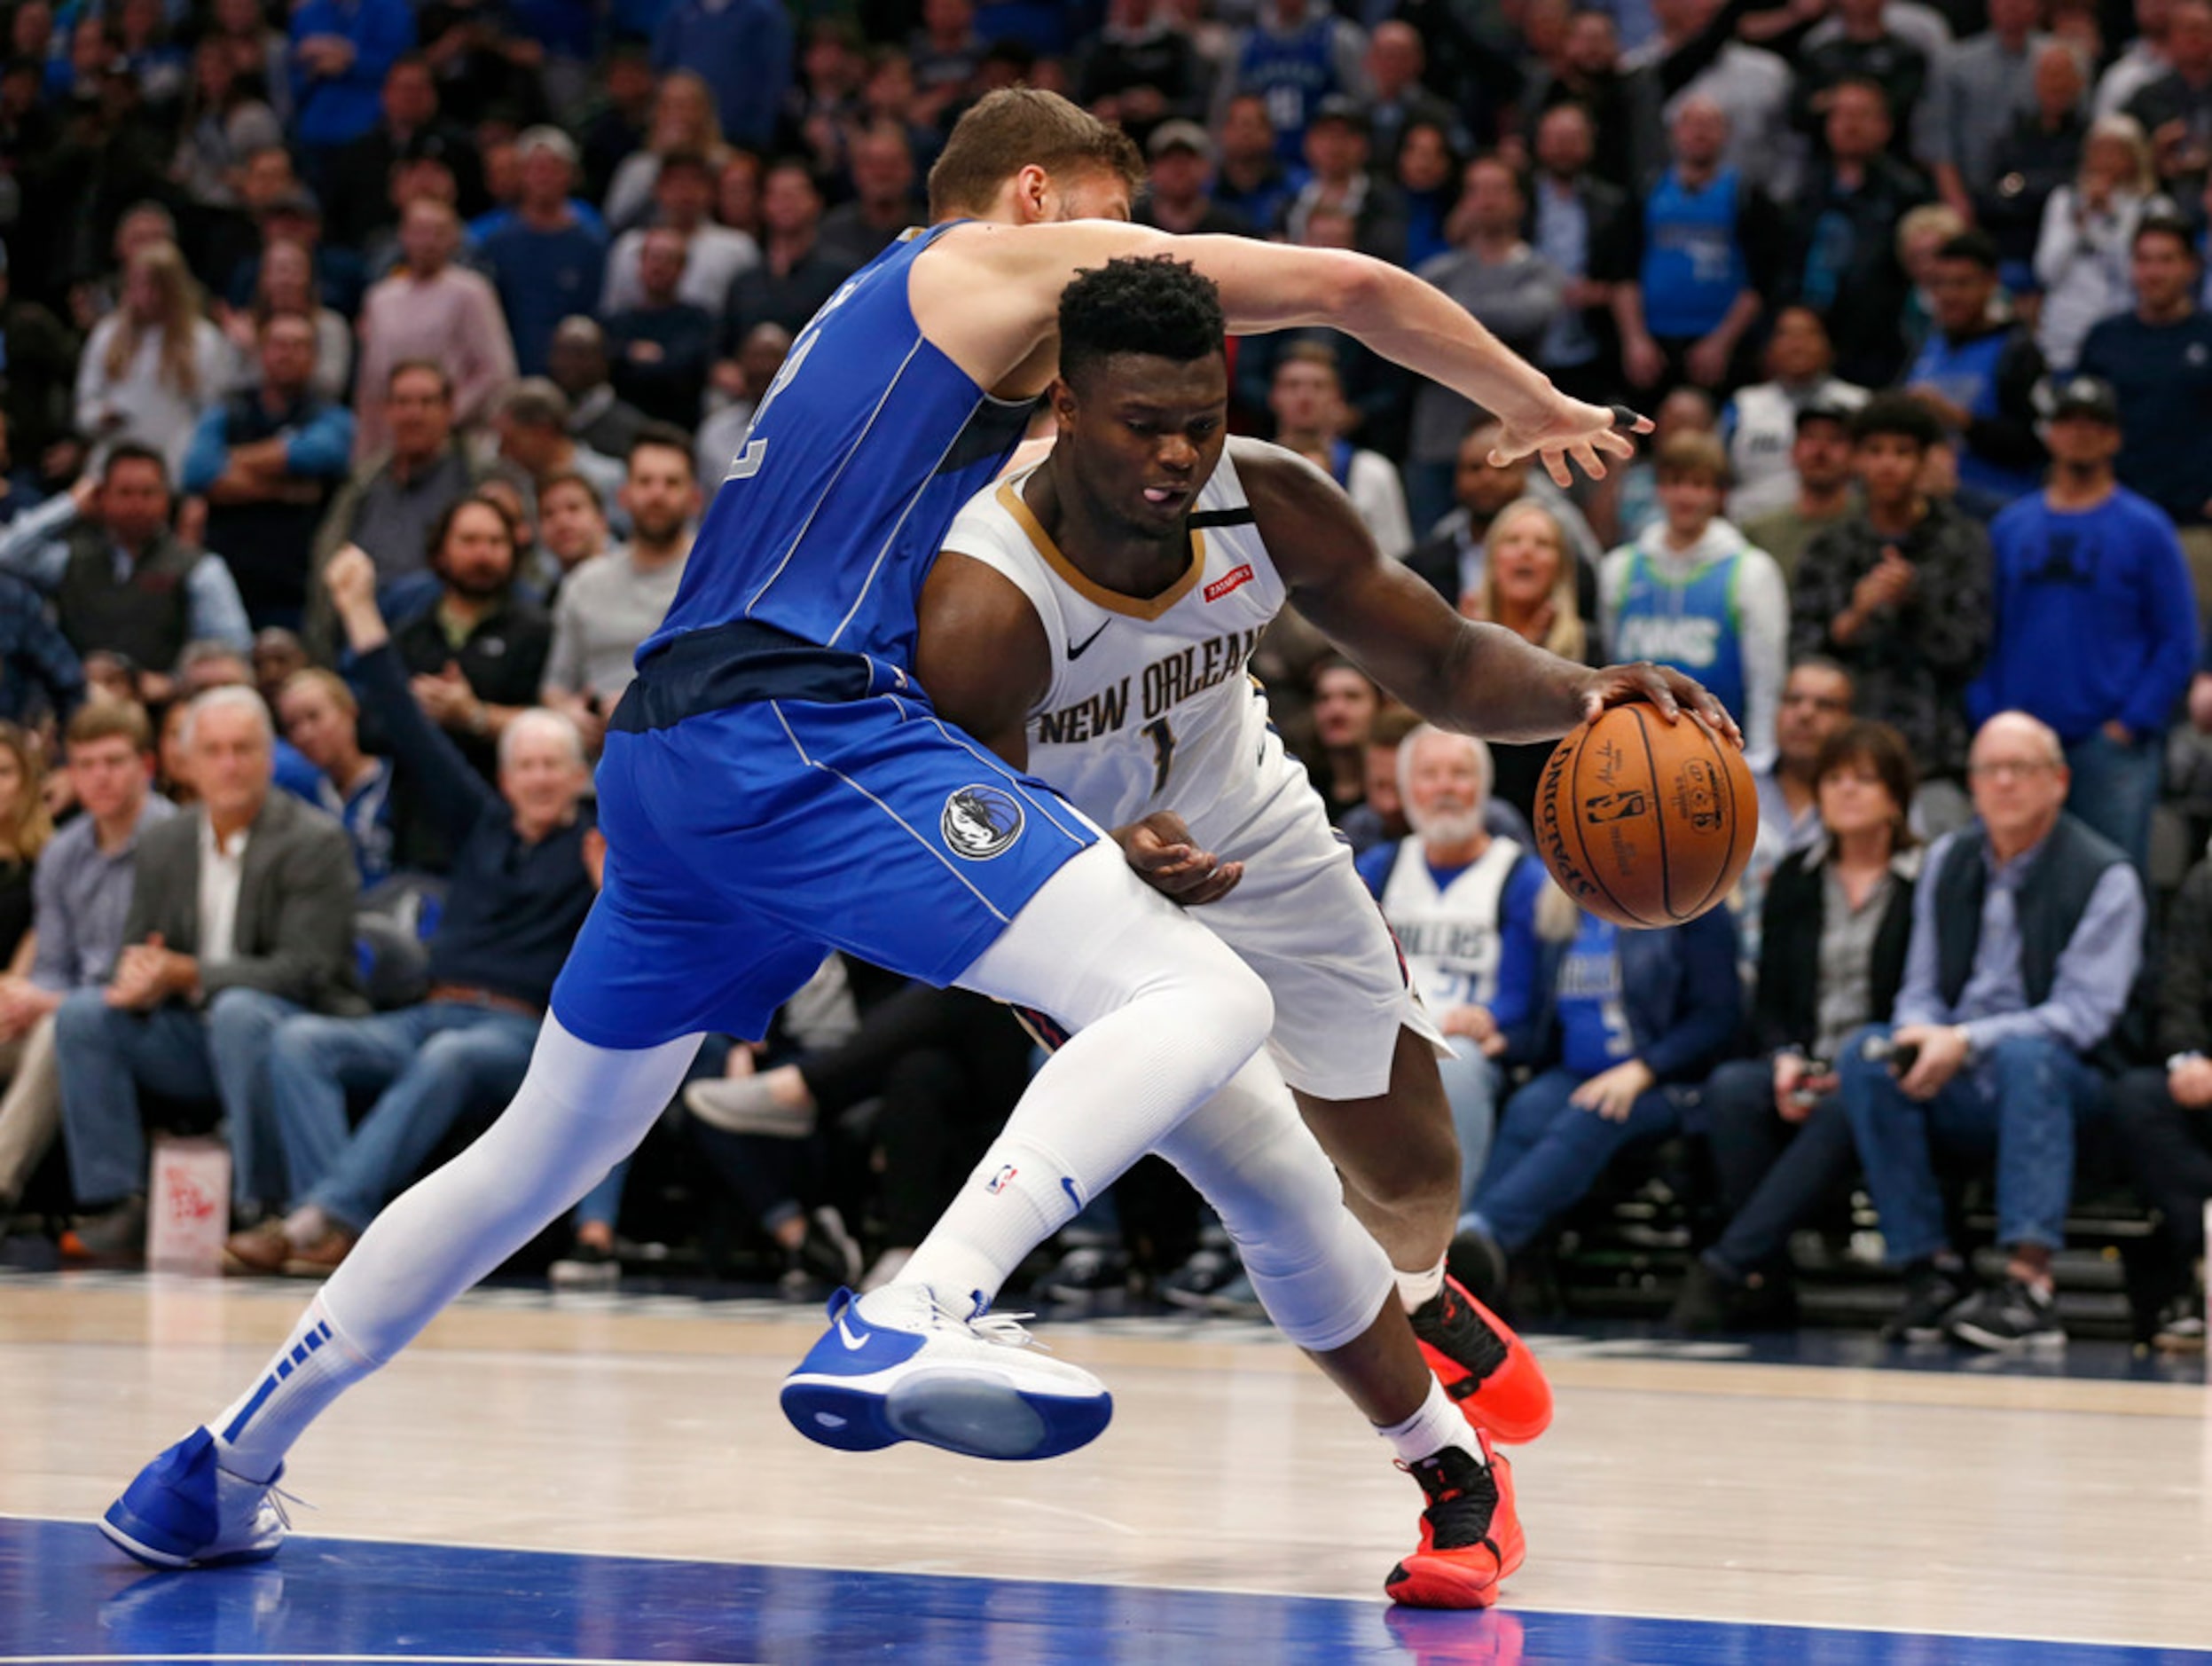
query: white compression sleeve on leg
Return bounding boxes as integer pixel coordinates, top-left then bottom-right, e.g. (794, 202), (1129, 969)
(896, 840), (1275, 1309)
(1156, 1054), (1398, 1354)
(211, 1018), (700, 1480)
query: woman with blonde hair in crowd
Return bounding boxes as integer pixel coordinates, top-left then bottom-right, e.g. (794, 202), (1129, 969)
(1467, 499), (1592, 825)
(605, 71), (733, 233)
(74, 241), (229, 477)
(2034, 115), (2172, 370)
(220, 239), (351, 405)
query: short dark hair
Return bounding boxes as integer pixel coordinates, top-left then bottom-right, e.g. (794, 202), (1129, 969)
(1058, 255), (1225, 389)
(427, 491), (520, 568)
(1935, 229), (2001, 271)
(1848, 392), (1942, 452)
(538, 469), (603, 511)
(1812, 719), (1918, 849)
(928, 87), (1144, 220)
(627, 420), (697, 478)
(388, 358), (453, 399)
(2135, 212), (2200, 262)
(101, 443), (169, 486)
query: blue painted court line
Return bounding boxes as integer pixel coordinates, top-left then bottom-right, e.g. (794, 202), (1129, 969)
(4, 1518), (2207, 1665)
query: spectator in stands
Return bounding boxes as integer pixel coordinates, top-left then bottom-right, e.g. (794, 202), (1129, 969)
(324, 54), (483, 252)
(252, 630), (307, 709)
(1925, 0), (2054, 226)
(0, 449), (250, 675)
(0, 559), (82, 727)
(1282, 97), (1406, 261)
(603, 235), (717, 428)
(650, 0), (791, 152)
(1305, 658), (1384, 825)
(1981, 43), (2094, 279)
(1405, 161), (1565, 540)
(0, 245), (75, 476)
(720, 160), (854, 350)
(534, 472), (614, 594)
(493, 380), (625, 511)
(1792, 395), (1992, 818)
(2099, 0), (2177, 118)
(221, 240), (351, 410)
(0, 703), (169, 1226)
(277, 668), (393, 886)
(388, 492), (552, 783)
(1615, 98), (1783, 399)
(1266, 346), (1412, 560)
(74, 242), (229, 478)
(2034, 117), (2170, 372)
(1793, 0), (1931, 158)
(226, 185), (368, 323)
(352, 200), (516, 460)
(1454, 882), (1740, 1299)
(694, 322), (790, 488)
(1839, 710), (2143, 1349)
(1394, 122), (1464, 274)
(52, 685), (361, 1261)
(1073, 0), (1210, 130)
(288, 0), (415, 177)
(542, 428), (696, 755)
(1724, 309), (1870, 523)
(482, 128), (608, 378)
(1410, 419), (1605, 609)
(2125, 0), (2212, 196)
(1741, 405), (1863, 581)
(1363, 19), (1467, 165)
(1527, 101), (1631, 405)
(1212, 0), (1368, 167)
(1966, 374), (2199, 871)
(1460, 499), (1594, 826)
(1608, 383), (1719, 549)
(601, 151), (760, 319)
(227, 545), (598, 1278)
(2076, 215), (2212, 590)
(181, 312), (355, 631)
(1902, 231), (2047, 507)
(546, 320), (649, 461)
(604, 72), (730, 236)
(2108, 849), (2212, 1349)
(580, 45), (656, 204)
(819, 124), (924, 270)
(1134, 122), (1251, 239)
(1357, 727), (1545, 1214)
(1756, 658), (1861, 865)
(1601, 431), (1789, 770)
(1339, 705), (1421, 857)
(1212, 94), (1305, 234)
(1673, 719), (1921, 1332)
(1788, 77), (1933, 387)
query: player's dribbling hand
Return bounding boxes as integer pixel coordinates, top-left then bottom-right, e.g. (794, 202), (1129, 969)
(1489, 399), (1650, 489)
(1111, 812), (1243, 907)
(1577, 663), (1743, 750)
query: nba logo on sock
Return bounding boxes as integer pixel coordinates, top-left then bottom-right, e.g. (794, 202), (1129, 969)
(985, 1164), (1018, 1194)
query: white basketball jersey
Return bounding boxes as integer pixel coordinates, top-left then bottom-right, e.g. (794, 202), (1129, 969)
(942, 450), (1286, 830)
(1377, 836), (1525, 1011)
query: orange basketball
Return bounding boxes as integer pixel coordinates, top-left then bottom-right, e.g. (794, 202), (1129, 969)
(1532, 703), (1756, 930)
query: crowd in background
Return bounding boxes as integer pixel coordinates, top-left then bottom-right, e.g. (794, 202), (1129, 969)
(0, 0), (2209, 1352)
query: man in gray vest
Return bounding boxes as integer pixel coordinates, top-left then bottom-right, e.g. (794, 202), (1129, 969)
(0, 446), (253, 697)
(1838, 711), (2144, 1350)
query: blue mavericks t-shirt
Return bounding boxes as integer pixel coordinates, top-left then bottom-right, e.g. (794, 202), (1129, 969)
(1557, 912), (1633, 1076)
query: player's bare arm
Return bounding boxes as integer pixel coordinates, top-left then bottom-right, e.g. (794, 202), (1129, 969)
(910, 223), (1647, 487)
(1234, 440), (1742, 746)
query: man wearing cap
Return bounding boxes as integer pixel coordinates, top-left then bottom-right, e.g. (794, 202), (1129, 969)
(482, 128), (608, 378)
(1966, 374), (2199, 870)
(1282, 96), (1406, 261)
(1134, 122), (1254, 238)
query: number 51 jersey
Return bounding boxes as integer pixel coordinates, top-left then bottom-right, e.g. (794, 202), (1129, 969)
(942, 447), (1286, 833)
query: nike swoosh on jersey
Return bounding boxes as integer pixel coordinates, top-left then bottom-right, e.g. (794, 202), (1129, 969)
(1067, 621), (1110, 660)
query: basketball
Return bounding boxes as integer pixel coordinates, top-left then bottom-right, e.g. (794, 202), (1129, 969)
(1533, 703), (1756, 930)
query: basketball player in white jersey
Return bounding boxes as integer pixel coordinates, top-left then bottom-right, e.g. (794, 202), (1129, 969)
(916, 258), (1739, 1593)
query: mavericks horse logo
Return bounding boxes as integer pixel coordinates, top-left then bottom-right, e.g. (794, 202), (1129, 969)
(942, 784), (1025, 861)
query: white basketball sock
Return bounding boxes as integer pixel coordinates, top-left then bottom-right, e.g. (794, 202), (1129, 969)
(211, 1297), (372, 1484)
(1377, 1378), (1482, 1466)
(1397, 1257), (1447, 1311)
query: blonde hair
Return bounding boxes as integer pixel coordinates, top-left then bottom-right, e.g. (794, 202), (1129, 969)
(1481, 499), (1587, 663)
(279, 666), (357, 719)
(1894, 202), (1968, 264)
(2081, 114), (2157, 198)
(0, 724), (54, 864)
(654, 70), (728, 160)
(106, 241), (208, 400)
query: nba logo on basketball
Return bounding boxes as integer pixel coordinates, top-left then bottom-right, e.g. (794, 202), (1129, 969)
(986, 1164), (1018, 1194)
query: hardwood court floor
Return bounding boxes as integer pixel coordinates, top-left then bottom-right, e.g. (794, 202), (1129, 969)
(2, 1273), (2208, 1662)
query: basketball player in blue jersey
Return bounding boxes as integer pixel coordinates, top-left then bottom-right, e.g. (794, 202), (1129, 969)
(101, 89), (1654, 1606)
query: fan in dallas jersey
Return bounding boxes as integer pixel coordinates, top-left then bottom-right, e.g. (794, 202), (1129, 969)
(922, 253), (1741, 1466)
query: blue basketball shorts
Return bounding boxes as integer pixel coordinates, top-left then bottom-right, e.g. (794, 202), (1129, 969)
(550, 694), (1098, 1049)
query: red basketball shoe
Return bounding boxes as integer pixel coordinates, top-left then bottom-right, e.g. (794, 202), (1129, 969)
(1408, 1275), (1553, 1444)
(1385, 1432), (1525, 1609)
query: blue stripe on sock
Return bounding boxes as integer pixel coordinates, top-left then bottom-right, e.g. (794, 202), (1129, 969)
(289, 1344), (308, 1366)
(277, 1359), (293, 1379)
(316, 1321), (332, 1342)
(220, 1372), (281, 1443)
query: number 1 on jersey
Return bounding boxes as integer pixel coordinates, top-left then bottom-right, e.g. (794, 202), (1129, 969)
(1142, 716), (1177, 795)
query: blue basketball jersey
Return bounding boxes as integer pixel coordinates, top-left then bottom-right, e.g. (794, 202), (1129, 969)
(646, 221), (1039, 671)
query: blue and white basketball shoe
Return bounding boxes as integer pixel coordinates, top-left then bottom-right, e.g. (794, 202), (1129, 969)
(781, 1284), (1113, 1460)
(100, 1427), (292, 1568)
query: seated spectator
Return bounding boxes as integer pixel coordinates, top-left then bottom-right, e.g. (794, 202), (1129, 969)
(220, 240), (351, 408)
(547, 319), (651, 462)
(1838, 710), (2143, 1349)
(1786, 78), (1932, 388)
(1606, 386), (1719, 548)
(534, 472), (616, 597)
(1461, 499), (1594, 828)
(695, 321), (792, 486)
(74, 241), (230, 478)
(1306, 658), (1384, 825)
(278, 669), (394, 886)
(542, 428), (699, 756)
(603, 233), (718, 428)
(1408, 420), (1604, 611)
(2108, 847), (2212, 1349)
(1599, 432), (1788, 771)
(1751, 658), (1860, 894)
(0, 703), (171, 1224)
(1722, 308), (1871, 523)
(53, 687), (362, 1261)
(1901, 231), (2047, 507)
(352, 200), (517, 460)
(169, 638), (324, 805)
(1266, 345), (1412, 560)
(719, 160), (857, 355)
(602, 70), (733, 236)
(1453, 884), (1740, 1297)
(1357, 727), (1546, 1223)
(0, 448), (252, 675)
(251, 628), (307, 712)
(181, 311), (357, 630)
(1673, 720), (1921, 1332)
(1339, 706), (1423, 857)
(2034, 116), (2170, 372)
(1791, 395), (1993, 822)
(481, 128), (608, 377)
(601, 150), (761, 319)
(226, 546), (599, 1277)
(1739, 404), (1863, 582)
(493, 380), (626, 511)
(1134, 122), (1254, 239)
(1968, 375), (2198, 873)
(817, 123), (925, 270)
(0, 570), (84, 727)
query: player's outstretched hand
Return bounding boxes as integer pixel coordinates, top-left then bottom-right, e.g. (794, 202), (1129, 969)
(1577, 662), (1744, 750)
(1112, 811), (1244, 907)
(1489, 399), (1651, 489)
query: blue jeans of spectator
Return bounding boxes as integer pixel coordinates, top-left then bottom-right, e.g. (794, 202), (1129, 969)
(1467, 1065), (1683, 1253)
(1839, 1023), (2099, 1266)
(2064, 729), (2160, 875)
(1700, 1057), (1860, 1280)
(1437, 1041), (1500, 1218)
(267, 1000), (542, 1233)
(54, 986), (300, 1212)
